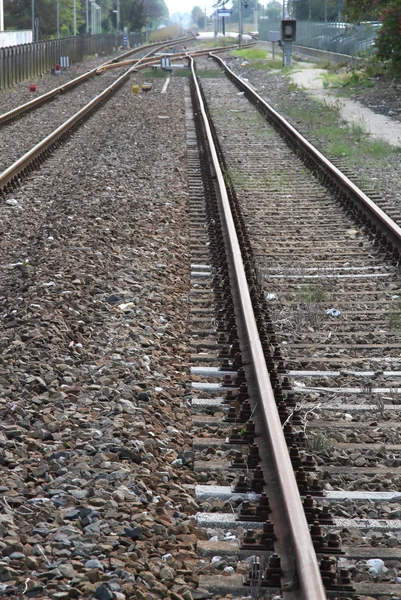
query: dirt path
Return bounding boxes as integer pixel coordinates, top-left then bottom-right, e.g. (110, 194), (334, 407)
(289, 66), (401, 147)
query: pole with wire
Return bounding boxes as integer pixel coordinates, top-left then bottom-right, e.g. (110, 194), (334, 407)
(238, 0), (242, 48)
(31, 0), (35, 41)
(57, 0), (60, 37)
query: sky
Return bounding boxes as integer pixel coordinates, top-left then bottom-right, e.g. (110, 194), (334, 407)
(166, 0), (227, 17)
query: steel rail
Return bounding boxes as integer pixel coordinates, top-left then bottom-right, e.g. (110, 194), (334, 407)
(0, 41), (224, 191)
(99, 44), (256, 73)
(0, 71), (96, 127)
(110, 31), (193, 64)
(210, 53), (401, 253)
(189, 56), (327, 600)
(0, 66), (132, 192)
(0, 35), (190, 128)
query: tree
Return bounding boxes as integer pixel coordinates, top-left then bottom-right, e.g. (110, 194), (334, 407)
(190, 5), (204, 26)
(291, 0), (339, 20)
(4, 0), (168, 37)
(5, 0), (85, 38)
(5, 0), (58, 37)
(263, 0), (282, 19)
(230, 0), (261, 24)
(59, 0), (85, 37)
(120, 0), (168, 31)
(345, 0), (401, 70)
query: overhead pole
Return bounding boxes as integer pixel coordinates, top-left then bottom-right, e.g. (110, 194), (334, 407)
(57, 0), (60, 37)
(32, 0), (35, 41)
(238, 0), (243, 48)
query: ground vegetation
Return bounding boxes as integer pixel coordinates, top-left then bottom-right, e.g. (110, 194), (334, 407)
(345, 0), (401, 72)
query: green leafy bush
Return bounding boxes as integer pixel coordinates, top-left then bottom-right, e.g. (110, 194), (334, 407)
(375, 1), (401, 71)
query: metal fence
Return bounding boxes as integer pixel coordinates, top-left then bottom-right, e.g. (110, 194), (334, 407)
(0, 32), (143, 91)
(258, 18), (380, 56)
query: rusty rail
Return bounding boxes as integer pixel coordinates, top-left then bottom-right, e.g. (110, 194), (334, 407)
(110, 32), (193, 63)
(0, 70), (95, 127)
(210, 52), (401, 254)
(97, 44), (255, 73)
(0, 42), (253, 193)
(188, 55), (327, 600)
(0, 66), (131, 193)
(0, 35), (190, 128)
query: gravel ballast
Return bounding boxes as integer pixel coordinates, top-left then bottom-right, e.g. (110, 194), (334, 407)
(0, 71), (216, 599)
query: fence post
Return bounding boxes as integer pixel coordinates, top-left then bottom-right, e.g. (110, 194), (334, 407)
(12, 46), (16, 87)
(0, 48), (4, 90)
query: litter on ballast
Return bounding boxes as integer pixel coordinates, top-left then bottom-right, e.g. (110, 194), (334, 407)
(326, 308), (341, 317)
(366, 558), (387, 577)
(162, 553), (172, 561)
(224, 566), (235, 574)
(118, 302), (135, 311)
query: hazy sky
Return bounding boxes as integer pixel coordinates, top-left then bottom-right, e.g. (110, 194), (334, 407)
(166, 0), (227, 16)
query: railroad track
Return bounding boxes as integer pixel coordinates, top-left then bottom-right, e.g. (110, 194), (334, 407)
(0, 41), (240, 195)
(0, 35), (194, 130)
(2, 42), (401, 598)
(185, 53), (401, 599)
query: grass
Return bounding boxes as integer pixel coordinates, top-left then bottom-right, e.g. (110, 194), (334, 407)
(231, 49), (287, 72)
(140, 67), (225, 79)
(305, 432), (333, 452)
(297, 284), (327, 303)
(196, 69), (225, 78)
(321, 69), (375, 92)
(232, 48), (267, 61)
(228, 171), (250, 188)
(148, 25), (184, 43)
(199, 38), (238, 49)
(389, 301), (401, 329)
(281, 91), (395, 167)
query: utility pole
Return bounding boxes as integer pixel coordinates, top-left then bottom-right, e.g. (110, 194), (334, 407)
(0, 0), (4, 31)
(238, 0), (242, 48)
(57, 0), (60, 37)
(32, 0), (35, 41)
(74, 0), (77, 35)
(86, 0), (89, 33)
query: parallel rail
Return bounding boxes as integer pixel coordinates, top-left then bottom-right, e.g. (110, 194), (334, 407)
(210, 52), (401, 256)
(0, 45), (241, 194)
(189, 55), (327, 600)
(110, 31), (193, 63)
(0, 36), (190, 128)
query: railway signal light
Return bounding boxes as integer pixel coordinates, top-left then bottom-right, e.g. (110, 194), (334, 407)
(281, 19), (296, 41)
